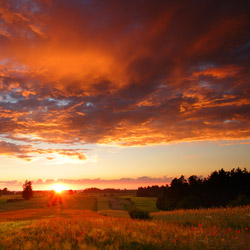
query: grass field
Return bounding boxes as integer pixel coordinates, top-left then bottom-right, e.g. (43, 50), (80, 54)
(96, 195), (110, 211)
(122, 196), (159, 212)
(0, 193), (249, 249)
(0, 193), (97, 212)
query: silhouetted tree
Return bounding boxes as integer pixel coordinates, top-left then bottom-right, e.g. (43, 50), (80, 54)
(137, 185), (165, 197)
(22, 180), (33, 200)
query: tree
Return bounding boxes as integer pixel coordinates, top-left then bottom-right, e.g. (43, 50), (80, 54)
(68, 189), (73, 195)
(22, 180), (33, 200)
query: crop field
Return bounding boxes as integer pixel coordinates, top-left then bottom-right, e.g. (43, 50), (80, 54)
(0, 193), (249, 249)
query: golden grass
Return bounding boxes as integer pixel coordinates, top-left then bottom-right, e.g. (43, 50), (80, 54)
(98, 209), (130, 218)
(152, 205), (250, 229)
(0, 195), (250, 249)
(0, 213), (249, 249)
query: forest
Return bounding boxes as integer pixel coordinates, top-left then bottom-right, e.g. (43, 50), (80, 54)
(137, 168), (250, 210)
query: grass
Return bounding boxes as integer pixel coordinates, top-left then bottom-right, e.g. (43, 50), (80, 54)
(0, 193), (249, 249)
(0, 195), (22, 203)
(62, 194), (97, 210)
(96, 195), (111, 211)
(0, 208), (249, 249)
(120, 196), (159, 212)
(0, 193), (97, 212)
(0, 195), (48, 211)
(152, 205), (250, 229)
(98, 210), (130, 218)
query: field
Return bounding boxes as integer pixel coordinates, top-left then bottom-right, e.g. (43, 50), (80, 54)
(0, 192), (249, 249)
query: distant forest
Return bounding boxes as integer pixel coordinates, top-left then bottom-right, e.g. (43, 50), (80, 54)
(137, 168), (250, 210)
(0, 188), (14, 195)
(83, 188), (135, 195)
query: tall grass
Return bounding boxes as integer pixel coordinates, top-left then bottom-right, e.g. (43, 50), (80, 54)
(0, 206), (249, 249)
(152, 205), (250, 229)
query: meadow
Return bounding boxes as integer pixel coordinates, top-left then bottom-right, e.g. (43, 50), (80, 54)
(0, 192), (249, 249)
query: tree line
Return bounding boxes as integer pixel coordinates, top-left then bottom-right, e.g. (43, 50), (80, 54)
(136, 168), (250, 210)
(0, 188), (14, 195)
(83, 188), (135, 195)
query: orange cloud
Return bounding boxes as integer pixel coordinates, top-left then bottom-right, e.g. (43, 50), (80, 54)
(192, 65), (242, 79)
(0, 0), (249, 157)
(0, 140), (87, 161)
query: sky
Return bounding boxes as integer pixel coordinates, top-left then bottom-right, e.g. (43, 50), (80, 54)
(0, 0), (249, 191)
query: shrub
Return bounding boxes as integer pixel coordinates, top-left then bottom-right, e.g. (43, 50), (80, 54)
(6, 198), (23, 203)
(128, 208), (150, 220)
(68, 189), (74, 195)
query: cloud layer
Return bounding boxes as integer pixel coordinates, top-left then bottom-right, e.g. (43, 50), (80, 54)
(0, 176), (173, 190)
(0, 140), (87, 161)
(0, 0), (249, 159)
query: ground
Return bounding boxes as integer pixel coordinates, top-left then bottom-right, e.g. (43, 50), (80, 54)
(0, 192), (249, 249)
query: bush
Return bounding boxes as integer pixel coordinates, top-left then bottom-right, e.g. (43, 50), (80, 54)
(68, 189), (74, 195)
(128, 208), (150, 220)
(6, 198), (23, 203)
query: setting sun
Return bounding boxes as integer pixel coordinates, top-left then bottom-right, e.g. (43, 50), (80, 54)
(51, 184), (68, 193)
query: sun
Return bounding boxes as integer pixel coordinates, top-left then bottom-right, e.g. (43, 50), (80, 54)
(51, 184), (68, 193)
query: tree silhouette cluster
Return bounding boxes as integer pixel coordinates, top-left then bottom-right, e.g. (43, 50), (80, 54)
(0, 188), (13, 195)
(137, 168), (250, 210)
(137, 185), (166, 197)
(83, 188), (134, 194)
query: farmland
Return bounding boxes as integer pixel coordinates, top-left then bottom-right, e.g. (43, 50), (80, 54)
(0, 192), (249, 249)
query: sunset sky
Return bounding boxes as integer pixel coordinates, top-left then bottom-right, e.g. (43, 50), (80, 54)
(0, 0), (250, 190)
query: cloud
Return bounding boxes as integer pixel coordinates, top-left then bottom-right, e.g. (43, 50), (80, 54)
(0, 180), (22, 186)
(0, 140), (87, 161)
(56, 176), (173, 186)
(0, 141), (33, 160)
(0, 0), (249, 158)
(2, 176), (173, 190)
